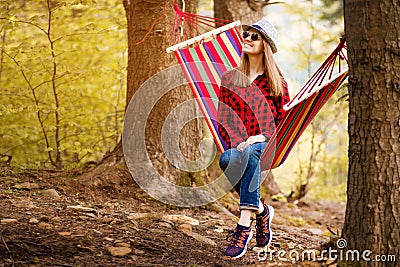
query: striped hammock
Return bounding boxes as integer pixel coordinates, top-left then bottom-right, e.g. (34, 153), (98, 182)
(261, 65), (348, 169)
(168, 21), (243, 153)
(166, 11), (348, 170)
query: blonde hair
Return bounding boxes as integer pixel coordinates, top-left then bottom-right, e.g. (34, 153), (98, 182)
(235, 39), (283, 97)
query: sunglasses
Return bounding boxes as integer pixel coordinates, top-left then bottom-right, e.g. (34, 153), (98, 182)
(242, 31), (260, 41)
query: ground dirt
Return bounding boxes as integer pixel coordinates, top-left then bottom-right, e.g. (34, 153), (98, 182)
(0, 166), (345, 267)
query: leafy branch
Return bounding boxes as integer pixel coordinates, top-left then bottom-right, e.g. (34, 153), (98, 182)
(0, 0), (128, 169)
(0, 47), (56, 167)
(45, 0), (63, 169)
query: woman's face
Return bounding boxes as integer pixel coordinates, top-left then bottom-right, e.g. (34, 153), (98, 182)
(242, 29), (264, 56)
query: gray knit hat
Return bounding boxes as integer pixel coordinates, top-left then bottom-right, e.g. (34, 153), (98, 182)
(242, 19), (278, 53)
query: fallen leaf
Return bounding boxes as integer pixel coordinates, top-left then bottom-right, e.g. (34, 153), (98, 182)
(106, 246), (132, 257)
(58, 232), (72, 236)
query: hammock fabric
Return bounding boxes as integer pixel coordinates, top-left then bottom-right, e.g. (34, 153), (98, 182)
(170, 24), (243, 152)
(166, 6), (348, 170)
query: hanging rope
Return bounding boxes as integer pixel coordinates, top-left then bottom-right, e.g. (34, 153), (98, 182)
(170, 3), (232, 46)
(134, 0), (234, 46)
(180, 0), (185, 38)
(298, 35), (347, 96)
(134, 0), (170, 45)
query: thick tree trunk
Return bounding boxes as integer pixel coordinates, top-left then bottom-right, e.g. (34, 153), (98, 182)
(76, 1), (202, 192)
(214, 0), (264, 25)
(124, 0), (201, 185)
(343, 0), (400, 266)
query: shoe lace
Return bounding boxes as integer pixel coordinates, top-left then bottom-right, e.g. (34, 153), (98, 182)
(256, 214), (269, 236)
(226, 229), (247, 248)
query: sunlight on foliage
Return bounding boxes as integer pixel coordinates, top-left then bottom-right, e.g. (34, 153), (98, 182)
(268, 0), (347, 203)
(0, 0), (127, 169)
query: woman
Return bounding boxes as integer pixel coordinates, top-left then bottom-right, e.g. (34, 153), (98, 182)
(217, 19), (290, 259)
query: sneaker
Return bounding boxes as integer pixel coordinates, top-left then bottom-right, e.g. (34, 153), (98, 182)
(224, 225), (253, 259)
(255, 204), (274, 247)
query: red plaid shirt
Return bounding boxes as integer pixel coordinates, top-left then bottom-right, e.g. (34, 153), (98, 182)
(217, 70), (290, 149)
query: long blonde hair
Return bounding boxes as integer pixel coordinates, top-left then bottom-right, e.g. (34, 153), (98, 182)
(235, 39), (283, 97)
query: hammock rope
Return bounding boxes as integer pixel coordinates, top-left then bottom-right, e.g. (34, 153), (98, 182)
(170, 3), (233, 46)
(287, 36), (347, 109)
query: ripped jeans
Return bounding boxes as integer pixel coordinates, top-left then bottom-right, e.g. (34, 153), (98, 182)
(219, 142), (267, 211)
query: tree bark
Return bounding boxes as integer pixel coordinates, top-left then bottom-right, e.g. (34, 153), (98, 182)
(76, 0), (202, 191)
(214, 0), (265, 25)
(124, 0), (201, 184)
(343, 0), (400, 265)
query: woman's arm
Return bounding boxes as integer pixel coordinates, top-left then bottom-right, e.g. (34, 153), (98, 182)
(217, 73), (242, 149)
(274, 78), (290, 126)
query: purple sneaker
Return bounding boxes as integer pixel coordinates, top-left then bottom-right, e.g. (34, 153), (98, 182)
(255, 204), (274, 247)
(224, 225), (253, 259)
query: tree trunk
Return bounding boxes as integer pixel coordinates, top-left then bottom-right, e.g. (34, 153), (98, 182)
(125, 0), (201, 185)
(343, 0), (400, 266)
(75, 0), (202, 194)
(214, 0), (264, 25)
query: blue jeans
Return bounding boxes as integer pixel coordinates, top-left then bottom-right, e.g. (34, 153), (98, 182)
(219, 142), (267, 211)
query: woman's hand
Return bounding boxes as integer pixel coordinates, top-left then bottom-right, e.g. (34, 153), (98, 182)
(237, 141), (248, 152)
(236, 135), (266, 152)
(247, 134), (266, 144)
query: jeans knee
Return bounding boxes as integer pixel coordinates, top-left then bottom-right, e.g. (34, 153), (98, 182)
(243, 145), (262, 159)
(219, 152), (229, 170)
(219, 149), (240, 171)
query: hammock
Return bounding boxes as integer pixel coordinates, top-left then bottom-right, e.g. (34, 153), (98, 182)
(166, 5), (348, 170)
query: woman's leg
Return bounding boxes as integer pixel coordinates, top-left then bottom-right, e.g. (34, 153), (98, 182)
(219, 148), (243, 194)
(237, 209), (252, 227)
(224, 143), (268, 259)
(238, 142), (267, 211)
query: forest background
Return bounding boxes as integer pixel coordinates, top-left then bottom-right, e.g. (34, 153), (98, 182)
(0, 0), (347, 203)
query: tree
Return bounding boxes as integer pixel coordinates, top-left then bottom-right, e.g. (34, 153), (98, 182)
(214, 0), (264, 24)
(80, 0), (202, 190)
(343, 0), (400, 265)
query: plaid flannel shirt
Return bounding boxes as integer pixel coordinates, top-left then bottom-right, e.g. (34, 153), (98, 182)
(217, 70), (290, 149)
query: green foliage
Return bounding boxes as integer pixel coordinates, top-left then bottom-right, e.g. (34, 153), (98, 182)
(0, 0), (127, 169)
(308, 179), (347, 204)
(319, 0), (343, 22)
(270, 0), (347, 203)
(282, 0), (344, 78)
(198, 0), (213, 15)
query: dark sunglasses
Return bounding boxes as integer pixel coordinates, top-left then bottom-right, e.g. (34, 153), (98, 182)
(242, 31), (259, 41)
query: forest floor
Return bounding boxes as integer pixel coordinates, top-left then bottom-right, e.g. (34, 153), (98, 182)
(0, 166), (345, 267)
